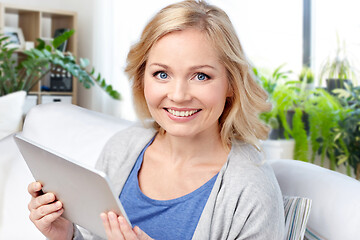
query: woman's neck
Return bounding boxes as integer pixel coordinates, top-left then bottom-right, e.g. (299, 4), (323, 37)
(152, 128), (229, 166)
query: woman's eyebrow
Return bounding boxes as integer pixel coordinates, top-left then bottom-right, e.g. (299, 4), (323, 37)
(189, 65), (216, 71)
(149, 63), (169, 69)
(149, 63), (216, 71)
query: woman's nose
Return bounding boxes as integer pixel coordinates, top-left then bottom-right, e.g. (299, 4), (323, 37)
(167, 79), (191, 102)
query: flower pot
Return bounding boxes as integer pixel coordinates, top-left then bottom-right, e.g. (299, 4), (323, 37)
(305, 82), (315, 90)
(0, 91), (26, 140)
(296, 82), (315, 90)
(269, 110), (309, 140)
(269, 127), (285, 140)
(261, 139), (295, 160)
(326, 79), (352, 94)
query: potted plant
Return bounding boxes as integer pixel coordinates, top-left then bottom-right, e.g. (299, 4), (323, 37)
(299, 66), (315, 90)
(256, 64), (358, 177)
(267, 79), (312, 162)
(332, 85), (360, 179)
(256, 64), (350, 166)
(253, 64), (293, 138)
(1, 30), (120, 99)
(319, 38), (357, 93)
(253, 64), (291, 98)
(254, 65), (300, 160)
(0, 30), (120, 139)
(304, 88), (347, 170)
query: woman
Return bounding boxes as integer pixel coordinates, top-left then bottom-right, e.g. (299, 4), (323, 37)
(27, 1), (285, 239)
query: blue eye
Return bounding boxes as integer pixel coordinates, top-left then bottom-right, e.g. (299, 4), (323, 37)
(155, 71), (168, 79)
(196, 73), (209, 81)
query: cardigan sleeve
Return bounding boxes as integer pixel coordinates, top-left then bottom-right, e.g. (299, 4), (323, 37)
(231, 180), (285, 239)
(210, 168), (285, 240)
(227, 157), (285, 240)
(229, 153), (285, 239)
(194, 142), (285, 240)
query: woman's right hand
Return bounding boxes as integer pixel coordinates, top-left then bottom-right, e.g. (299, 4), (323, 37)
(28, 182), (74, 240)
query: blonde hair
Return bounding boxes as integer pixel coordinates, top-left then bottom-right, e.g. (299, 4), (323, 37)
(125, 0), (271, 149)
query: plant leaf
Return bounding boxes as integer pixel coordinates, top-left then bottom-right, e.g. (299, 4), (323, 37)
(80, 58), (90, 68)
(36, 38), (46, 50)
(52, 29), (75, 49)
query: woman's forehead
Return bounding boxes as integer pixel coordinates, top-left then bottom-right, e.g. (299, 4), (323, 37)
(147, 28), (222, 66)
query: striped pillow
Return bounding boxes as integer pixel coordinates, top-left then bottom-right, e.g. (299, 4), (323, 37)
(284, 196), (312, 240)
(304, 228), (324, 240)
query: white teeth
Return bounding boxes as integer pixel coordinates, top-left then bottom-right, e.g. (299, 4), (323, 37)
(167, 109), (199, 117)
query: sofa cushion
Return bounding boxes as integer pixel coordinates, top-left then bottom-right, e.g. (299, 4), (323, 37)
(304, 228), (324, 240)
(270, 159), (360, 240)
(284, 196), (312, 240)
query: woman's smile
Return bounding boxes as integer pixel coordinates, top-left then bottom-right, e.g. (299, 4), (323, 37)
(165, 108), (201, 117)
(163, 107), (202, 123)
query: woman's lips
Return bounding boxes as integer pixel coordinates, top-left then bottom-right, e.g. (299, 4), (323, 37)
(165, 108), (201, 117)
(163, 108), (202, 121)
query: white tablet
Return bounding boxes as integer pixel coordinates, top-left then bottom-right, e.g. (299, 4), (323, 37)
(14, 134), (131, 239)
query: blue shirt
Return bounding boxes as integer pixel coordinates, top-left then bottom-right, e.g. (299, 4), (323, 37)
(119, 139), (218, 240)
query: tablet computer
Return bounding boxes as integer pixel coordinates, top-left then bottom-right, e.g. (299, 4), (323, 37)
(14, 134), (131, 239)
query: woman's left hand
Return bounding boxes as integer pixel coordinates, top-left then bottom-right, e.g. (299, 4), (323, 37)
(101, 212), (153, 240)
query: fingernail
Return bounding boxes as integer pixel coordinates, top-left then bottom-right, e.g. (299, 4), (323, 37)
(109, 212), (117, 220)
(118, 216), (125, 225)
(134, 226), (142, 236)
(55, 201), (62, 208)
(100, 213), (106, 221)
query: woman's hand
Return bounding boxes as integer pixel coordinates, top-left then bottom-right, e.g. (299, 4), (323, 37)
(27, 182), (73, 240)
(101, 212), (153, 240)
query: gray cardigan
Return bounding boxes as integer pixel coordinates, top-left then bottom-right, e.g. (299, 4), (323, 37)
(74, 125), (284, 239)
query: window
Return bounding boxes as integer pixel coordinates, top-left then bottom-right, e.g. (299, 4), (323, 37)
(312, 0), (360, 86)
(211, 0), (303, 74)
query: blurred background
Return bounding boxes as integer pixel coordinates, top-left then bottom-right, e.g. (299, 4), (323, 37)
(3, 0), (359, 121)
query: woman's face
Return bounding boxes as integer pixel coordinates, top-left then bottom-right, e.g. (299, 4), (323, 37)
(144, 28), (230, 139)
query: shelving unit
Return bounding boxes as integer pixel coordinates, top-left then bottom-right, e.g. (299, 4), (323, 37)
(0, 3), (78, 105)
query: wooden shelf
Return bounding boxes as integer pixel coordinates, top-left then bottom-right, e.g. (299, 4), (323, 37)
(0, 3), (78, 105)
(31, 91), (74, 96)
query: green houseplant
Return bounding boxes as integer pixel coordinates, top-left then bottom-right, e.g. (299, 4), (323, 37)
(267, 80), (312, 162)
(0, 30), (121, 140)
(256, 64), (358, 177)
(253, 64), (291, 98)
(319, 38), (357, 93)
(0, 30), (120, 99)
(332, 85), (360, 179)
(256, 65), (349, 166)
(255, 65), (310, 161)
(264, 82), (347, 168)
(253, 65), (292, 137)
(299, 67), (314, 84)
(304, 88), (347, 170)
(299, 66), (315, 90)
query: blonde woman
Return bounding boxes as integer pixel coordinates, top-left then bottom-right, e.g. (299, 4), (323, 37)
(27, 1), (284, 239)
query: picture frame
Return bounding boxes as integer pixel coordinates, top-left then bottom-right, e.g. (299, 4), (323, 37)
(3, 26), (25, 50)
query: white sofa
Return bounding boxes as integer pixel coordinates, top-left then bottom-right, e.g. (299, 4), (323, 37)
(0, 103), (359, 239)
